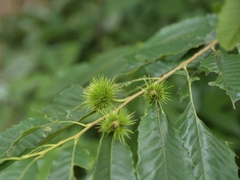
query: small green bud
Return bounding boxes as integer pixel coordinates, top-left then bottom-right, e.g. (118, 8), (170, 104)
(83, 75), (119, 111)
(144, 80), (171, 105)
(99, 109), (135, 143)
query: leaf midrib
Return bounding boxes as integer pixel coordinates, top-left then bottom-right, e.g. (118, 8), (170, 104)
(191, 103), (207, 180)
(186, 67), (207, 180)
(156, 104), (168, 180)
(110, 137), (113, 180)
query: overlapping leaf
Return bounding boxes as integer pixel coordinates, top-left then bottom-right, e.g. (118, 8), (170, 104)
(43, 85), (84, 116)
(218, 0), (240, 50)
(200, 54), (240, 108)
(145, 60), (179, 77)
(122, 15), (217, 74)
(93, 135), (136, 180)
(47, 141), (92, 180)
(176, 69), (239, 180)
(177, 103), (239, 179)
(0, 85), (88, 165)
(136, 104), (194, 180)
(0, 116), (53, 158)
(0, 141), (92, 180)
(0, 158), (38, 180)
(90, 45), (137, 77)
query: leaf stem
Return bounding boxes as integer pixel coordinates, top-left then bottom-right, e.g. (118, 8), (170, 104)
(112, 98), (128, 103)
(119, 77), (159, 87)
(0, 40), (218, 162)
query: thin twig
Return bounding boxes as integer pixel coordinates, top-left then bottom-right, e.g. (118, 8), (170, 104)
(1, 40), (218, 161)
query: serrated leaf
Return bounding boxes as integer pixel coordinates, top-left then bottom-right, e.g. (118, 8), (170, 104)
(0, 158), (38, 180)
(0, 116), (53, 158)
(176, 102), (239, 180)
(176, 68), (239, 179)
(93, 135), (136, 180)
(9, 122), (73, 157)
(6, 109), (89, 159)
(123, 15), (217, 73)
(47, 141), (92, 180)
(200, 54), (240, 108)
(217, 0), (240, 50)
(0, 85), (90, 170)
(136, 104), (194, 180)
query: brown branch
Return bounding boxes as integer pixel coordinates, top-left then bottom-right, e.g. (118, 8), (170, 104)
(2, 40), (218, 161)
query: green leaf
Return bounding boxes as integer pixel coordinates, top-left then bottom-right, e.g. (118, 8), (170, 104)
(0, 158), (38, 180)
(145, 60), (179, 77)
(177, 102), (239, 179)
(7, 109), (89, 159)
(93, 135), (136, 180)
(200, 54), (240, 108)
(136, 104), (194, 180)
(123, 15), (217, 73)
(217, 0), (240, 50)
(37, 148), (60, 180)
(90, 45), (137, 77)
(43, 85), (84, 116)
(47, 141), (92, 180)
(9, 123), (72, 157)
(176, 68), (239, 179)
(0, 86), (90, 164)
(0, 116), (53, 158)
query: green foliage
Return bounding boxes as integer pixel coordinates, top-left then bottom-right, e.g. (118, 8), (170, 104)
(137, 104), (194, 180)
(176, 69), (238, 180)
(47, 141), (92, 180)
(122, 15), (217, 74)
(218, 0), (240, 50)
(0, 0), (240, 179)
(200, 54), (240, 109)
(0, 116), (52, 158)
(0, 158), (38, 180)
(93, 135), (135, 180)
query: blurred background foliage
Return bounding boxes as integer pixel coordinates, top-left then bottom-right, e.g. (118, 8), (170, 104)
(0, 0), (239, 176)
